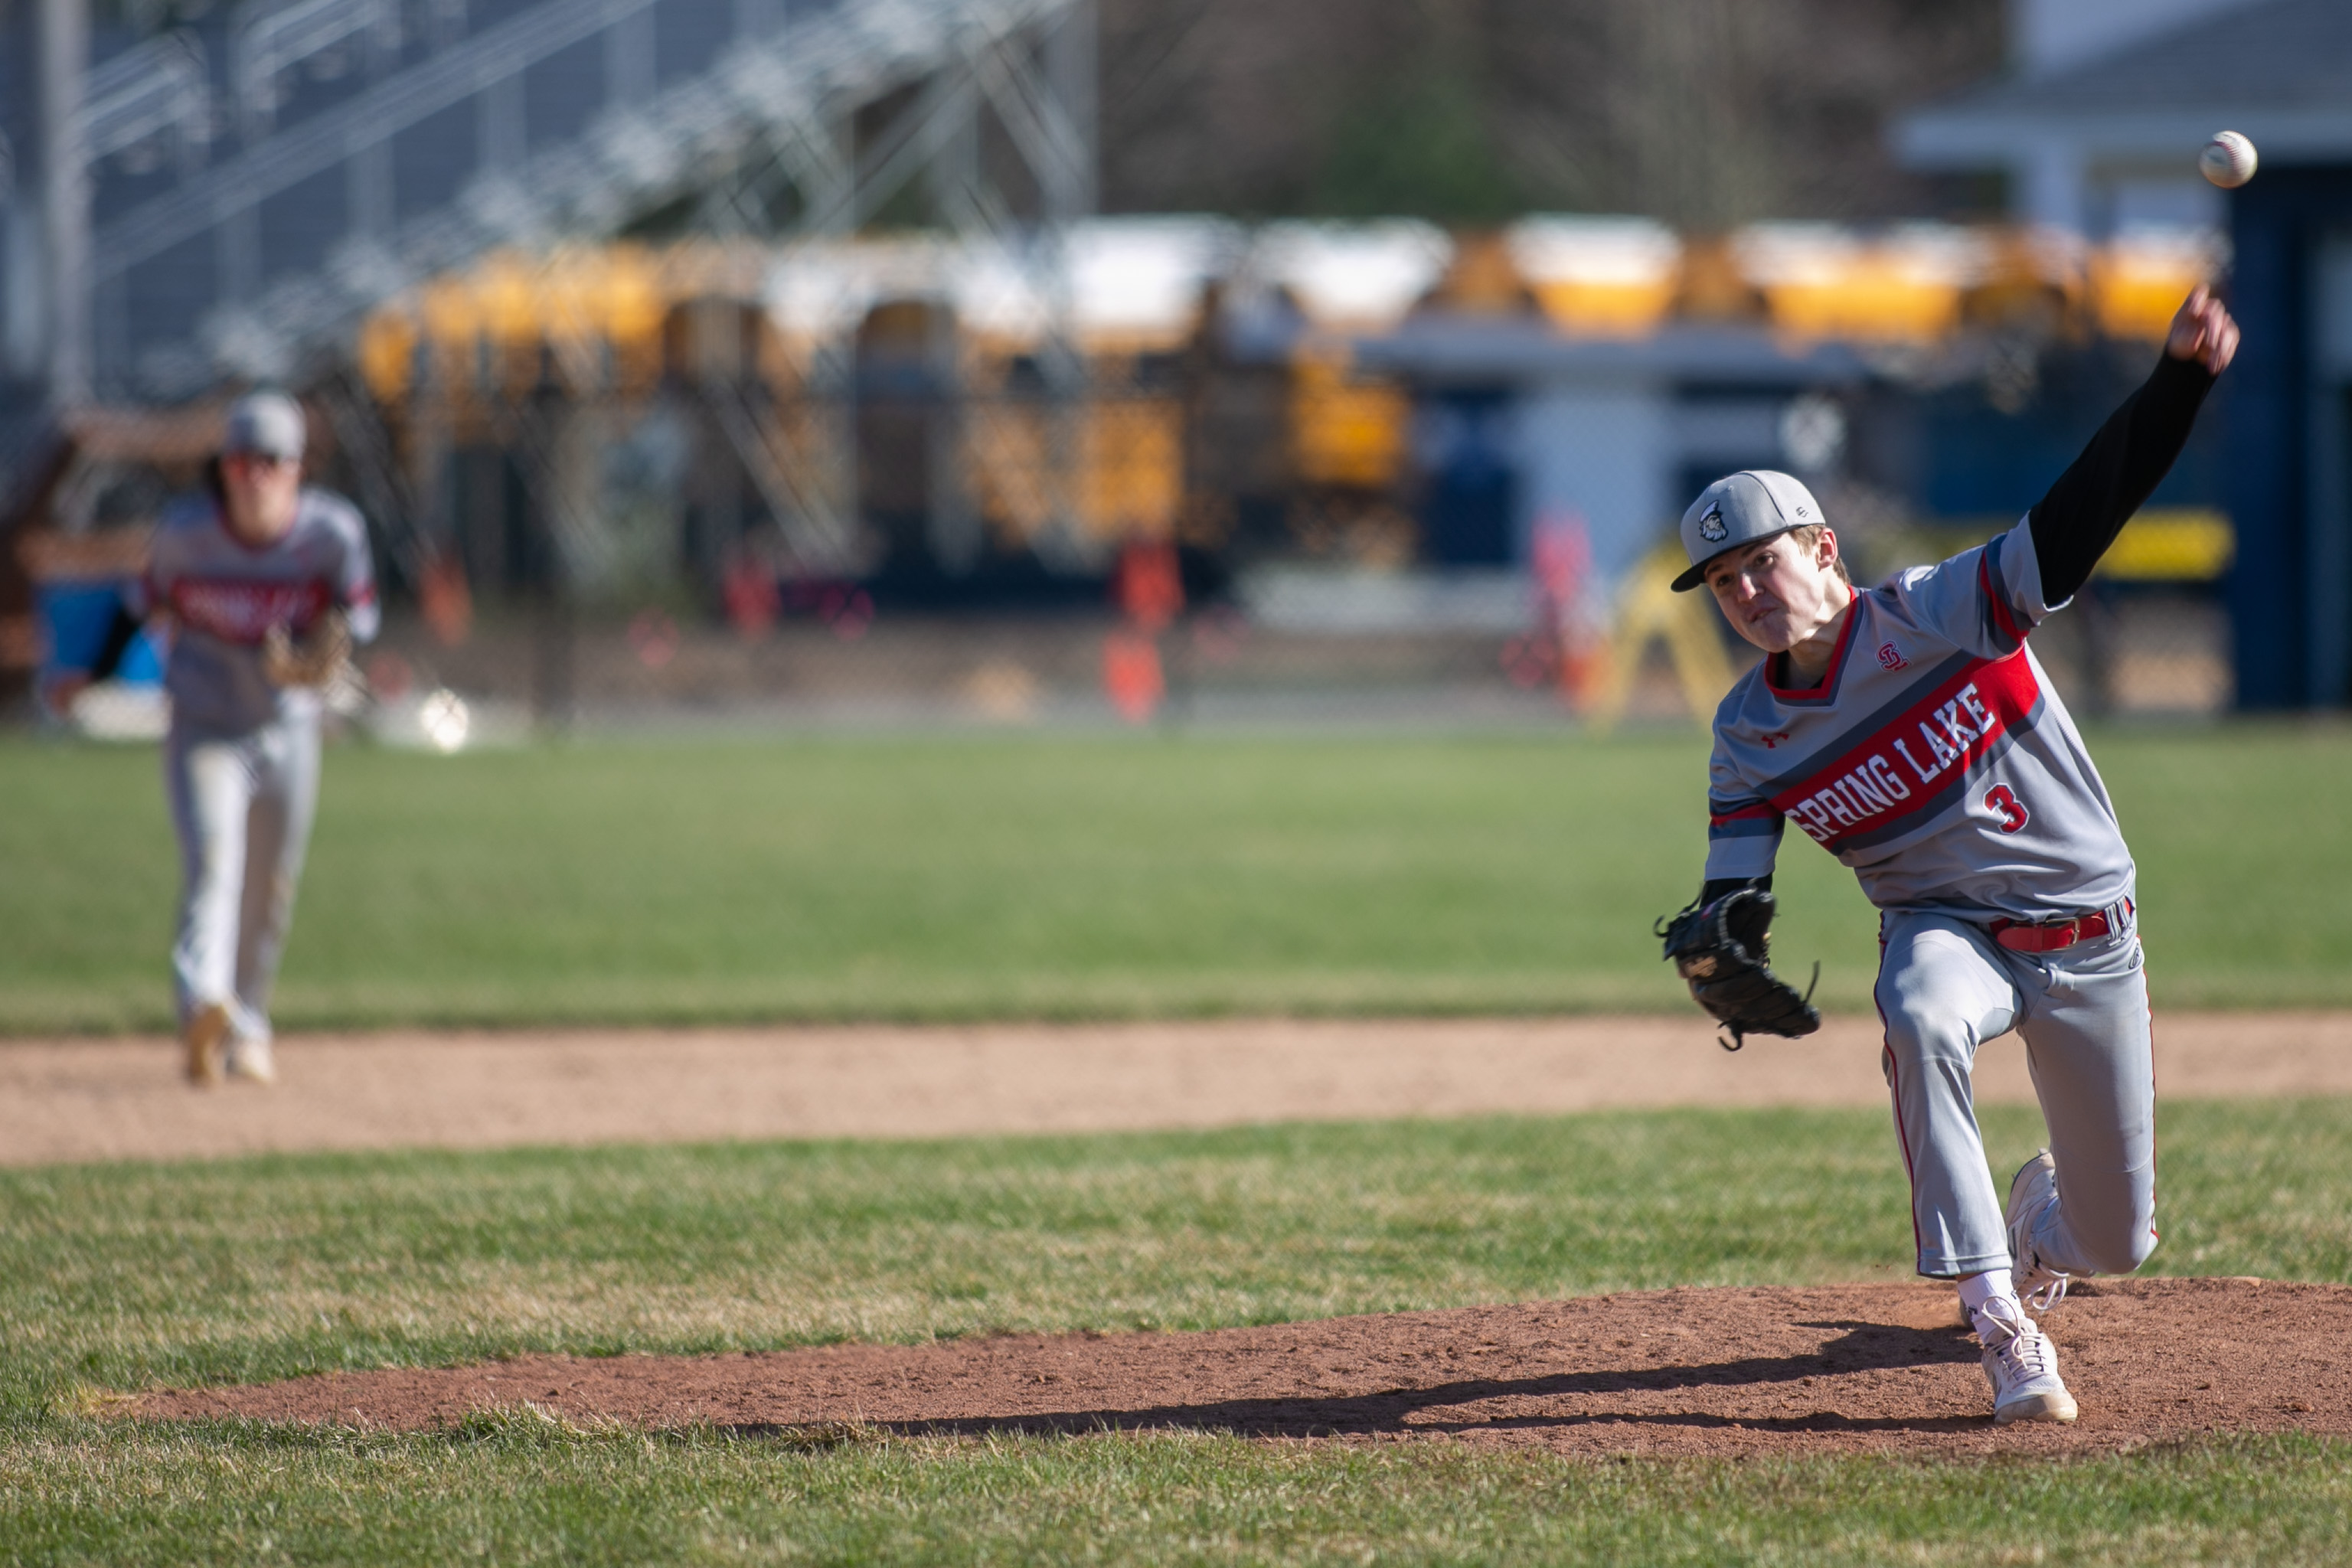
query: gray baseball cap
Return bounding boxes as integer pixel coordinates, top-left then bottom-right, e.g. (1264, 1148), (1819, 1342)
(1671, 469), (1824, 592)
(221, 390), (306, 461)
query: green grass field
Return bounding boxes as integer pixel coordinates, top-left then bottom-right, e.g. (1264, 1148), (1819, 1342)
(5, 724), (2350, 1034)
(8, 725), (2351, 1562)
(11, 1425), (2347, 1566)
(5, 1098), (2351, 1563)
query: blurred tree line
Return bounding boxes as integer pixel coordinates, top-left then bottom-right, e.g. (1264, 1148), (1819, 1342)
(1098, 0), (2004, 227)
(82, 0), (2003, 229)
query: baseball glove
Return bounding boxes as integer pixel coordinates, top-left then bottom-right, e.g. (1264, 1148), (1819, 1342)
(261, 610), (351, 690)
(1656, 888), (1821, 1051)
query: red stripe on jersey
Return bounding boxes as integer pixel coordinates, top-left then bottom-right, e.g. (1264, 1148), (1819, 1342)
(1767, 645), (2043, 851)
(1873, 932), (1928, 1268)
(1979, 548), (2025, 647)
(1708, 802), (1778, 828)
(168, 577), (334, 645)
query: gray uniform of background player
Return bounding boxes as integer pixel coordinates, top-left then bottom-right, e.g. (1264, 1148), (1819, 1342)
(129, 488), (378, 1049)
(1702, 519), (2148, 1279)
(1696, 348), (2214, 1284)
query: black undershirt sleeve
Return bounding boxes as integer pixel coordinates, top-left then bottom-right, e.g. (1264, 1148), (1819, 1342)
(2026, 351), (2216, 606)
(1700, 875), (1772, 906)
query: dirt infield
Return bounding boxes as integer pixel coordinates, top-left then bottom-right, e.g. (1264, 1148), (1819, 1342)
(135, 1278), (2347, 1457)
(9, 1011), (2352, 1167)
(74, 1021), (2352, 1455)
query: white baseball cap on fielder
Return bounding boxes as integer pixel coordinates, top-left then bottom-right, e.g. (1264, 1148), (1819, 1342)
(1671, 469), (1825, 592)
(221, 390), (307, 462)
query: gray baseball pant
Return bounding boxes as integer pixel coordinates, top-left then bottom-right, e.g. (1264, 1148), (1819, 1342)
(165, 715), (321, 1045)
(1874, 905), (2157, 1280)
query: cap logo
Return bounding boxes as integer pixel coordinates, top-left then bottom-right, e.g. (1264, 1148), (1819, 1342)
(1795, 505), (1809, 517)
(1697, 505), (1728, 543)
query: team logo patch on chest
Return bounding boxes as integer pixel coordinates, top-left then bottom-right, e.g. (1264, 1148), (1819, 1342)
(1877, 641), (1908, 671)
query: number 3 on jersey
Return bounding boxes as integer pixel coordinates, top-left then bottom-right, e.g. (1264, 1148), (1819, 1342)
(1984, 782), (2030, 833)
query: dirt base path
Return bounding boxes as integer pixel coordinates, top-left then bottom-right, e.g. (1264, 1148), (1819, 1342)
(136, 1279), (2348, 1457)
(10, 1012), (2352, 1167)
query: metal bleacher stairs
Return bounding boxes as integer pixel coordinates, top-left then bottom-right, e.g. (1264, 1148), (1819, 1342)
(47, 0), (1089, 400)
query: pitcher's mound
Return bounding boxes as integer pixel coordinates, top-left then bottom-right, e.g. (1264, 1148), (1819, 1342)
(136, 1278), (2350, 1457)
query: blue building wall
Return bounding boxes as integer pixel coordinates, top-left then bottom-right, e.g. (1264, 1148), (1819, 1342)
(2227, 165), (2352, 709)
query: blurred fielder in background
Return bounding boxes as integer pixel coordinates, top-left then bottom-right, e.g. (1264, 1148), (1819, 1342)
(63, 392), (379, 1086)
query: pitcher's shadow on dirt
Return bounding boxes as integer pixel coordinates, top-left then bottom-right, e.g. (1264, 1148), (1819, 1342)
(737, 1318), (1989, 1442)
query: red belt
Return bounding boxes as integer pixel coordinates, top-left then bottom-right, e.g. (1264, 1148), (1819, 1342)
(1989, 897), (2132, 954)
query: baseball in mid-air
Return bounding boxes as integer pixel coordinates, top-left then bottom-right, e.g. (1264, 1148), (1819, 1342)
(2200, 130), (2258, 188)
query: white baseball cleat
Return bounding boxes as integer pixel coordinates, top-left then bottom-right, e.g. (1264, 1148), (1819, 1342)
(1976, 1295), (2078, 1424)
(183, 1002), (232, 1087)
(2006, 1149), (2072, 1312)
(224, 1034), (278, 1085)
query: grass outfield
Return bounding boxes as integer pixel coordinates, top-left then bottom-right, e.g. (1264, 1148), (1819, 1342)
(5, 1099), (2350, 1563)
(5, 724), (2350, 1034)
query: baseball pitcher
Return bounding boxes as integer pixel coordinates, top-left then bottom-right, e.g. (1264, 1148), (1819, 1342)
(1658, 289), (2239, 1423)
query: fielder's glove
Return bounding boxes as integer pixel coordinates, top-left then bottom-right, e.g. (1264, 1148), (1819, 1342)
(1656, 887), (1821, 1051)
(261, 610), (351, 690)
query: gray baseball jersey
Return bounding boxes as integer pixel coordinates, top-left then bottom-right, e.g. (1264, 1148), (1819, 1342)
(130, 488), (380, 735)
(1702, 516), (2130, 921)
